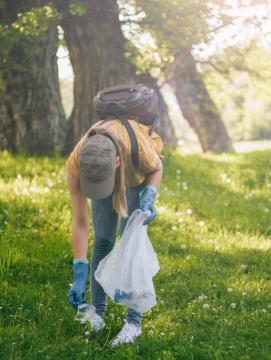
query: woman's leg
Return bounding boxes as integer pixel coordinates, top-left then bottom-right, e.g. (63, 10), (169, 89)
(90, 192), (119, 318)
(120, 182), (146, 327)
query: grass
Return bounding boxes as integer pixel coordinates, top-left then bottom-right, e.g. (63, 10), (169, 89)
(0, 148), (271, 360)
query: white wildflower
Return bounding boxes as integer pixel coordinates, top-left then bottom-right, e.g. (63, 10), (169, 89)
(230, 303), (236, 309)
(203, 303), (209, 310)
(198, 294), (208, 301)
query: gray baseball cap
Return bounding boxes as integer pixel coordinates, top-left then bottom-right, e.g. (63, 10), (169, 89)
(79, 134), (117, 199)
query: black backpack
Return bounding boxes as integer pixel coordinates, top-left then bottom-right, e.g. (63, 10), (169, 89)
(93, 84), (159, 168)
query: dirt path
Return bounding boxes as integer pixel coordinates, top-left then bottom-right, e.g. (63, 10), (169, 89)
(178, 140), (271, 154)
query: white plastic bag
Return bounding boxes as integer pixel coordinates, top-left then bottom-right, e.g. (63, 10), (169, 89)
(94, 209), (159, 313)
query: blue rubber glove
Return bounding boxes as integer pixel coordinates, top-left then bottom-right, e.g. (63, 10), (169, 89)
(68, 260), (88, 310)
(139, 185), (157, 225)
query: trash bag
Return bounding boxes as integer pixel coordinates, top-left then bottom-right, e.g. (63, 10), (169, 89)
(94, 209), (160, 313)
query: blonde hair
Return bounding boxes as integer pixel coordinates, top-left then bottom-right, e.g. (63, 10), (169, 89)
(87, 127), (128, 218)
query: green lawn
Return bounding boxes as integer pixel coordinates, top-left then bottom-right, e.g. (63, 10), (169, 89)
(0, 148), (271, 360)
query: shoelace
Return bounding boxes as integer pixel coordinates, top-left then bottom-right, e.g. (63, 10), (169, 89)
(92, 313), (101, 322)
(115, 322), (138, 343)
(91, 313), (103, 325)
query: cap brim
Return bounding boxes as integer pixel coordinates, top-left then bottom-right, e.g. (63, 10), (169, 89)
(79, 171), (115, 199)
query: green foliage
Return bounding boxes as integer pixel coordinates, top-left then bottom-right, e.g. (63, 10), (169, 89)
(1, 148), (271, 358)
(0, 6), (59, 71)
(119, 0), (214, 74)
(134, 0), (209, 54)
(68, 2), (87, 17)
(0, 5), (60, 99)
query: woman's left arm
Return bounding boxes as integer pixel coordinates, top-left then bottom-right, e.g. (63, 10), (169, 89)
(144, 156), (163, 192)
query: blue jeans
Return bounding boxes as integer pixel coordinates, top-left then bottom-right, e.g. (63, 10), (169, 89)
(90, 182), (146, 327)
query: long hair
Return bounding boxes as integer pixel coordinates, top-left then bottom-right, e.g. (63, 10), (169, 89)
(87, 128), (128, 219)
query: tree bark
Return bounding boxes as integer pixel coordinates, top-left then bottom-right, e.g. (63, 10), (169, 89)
(0, 3), (66, 154)
(138, 73), (177, 146)
(57, 0), (137, 153)
(166, 48), (234, 153)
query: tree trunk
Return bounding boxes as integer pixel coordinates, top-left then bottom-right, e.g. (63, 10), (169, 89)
(138, 73), (177, 146)
(166, 48), (234, 153)
(58, 0), (136, 153)
(0, 4), (66, 154)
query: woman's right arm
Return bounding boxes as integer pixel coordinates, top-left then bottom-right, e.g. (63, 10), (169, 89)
(67, 171), (89, 259)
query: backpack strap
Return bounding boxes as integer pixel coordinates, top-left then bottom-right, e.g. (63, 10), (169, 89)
(121, 120), (139, 168)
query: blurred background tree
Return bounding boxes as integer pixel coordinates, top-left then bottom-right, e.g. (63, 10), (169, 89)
(203, 41), (271, 141)
(0, 1), (66, 154)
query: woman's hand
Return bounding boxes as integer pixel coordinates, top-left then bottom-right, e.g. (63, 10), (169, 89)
(140, 157), (163, 225)
(68, 261), (88, 310)
(139, 185), (157, 225)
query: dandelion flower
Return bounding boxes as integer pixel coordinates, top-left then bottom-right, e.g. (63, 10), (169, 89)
(203, 303), (209, 310)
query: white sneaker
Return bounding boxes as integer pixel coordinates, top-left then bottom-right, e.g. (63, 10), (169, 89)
(110, 319), (142, 348)
(89, 312), (105, 333)
(75, 304), (105, 333)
